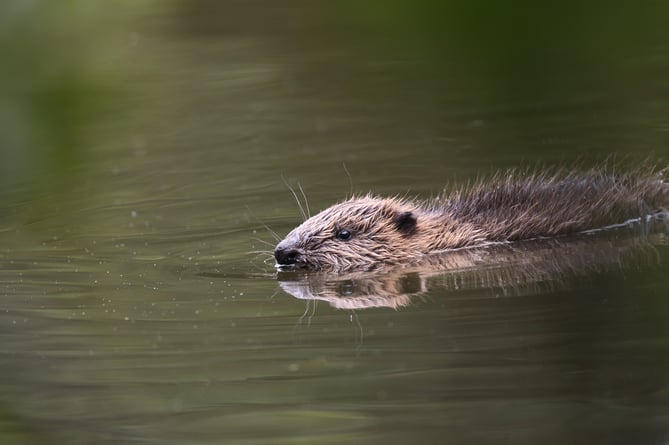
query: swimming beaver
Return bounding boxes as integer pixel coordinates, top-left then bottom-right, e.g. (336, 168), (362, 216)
(275, 165), (669, 271)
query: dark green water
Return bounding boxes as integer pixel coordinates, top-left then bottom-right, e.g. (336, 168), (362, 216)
(2, 2), (669, 444)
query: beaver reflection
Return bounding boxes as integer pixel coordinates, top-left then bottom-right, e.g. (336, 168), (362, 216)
(277, 222), (669, 310)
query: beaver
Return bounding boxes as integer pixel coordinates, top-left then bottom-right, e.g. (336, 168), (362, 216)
(274, 165), (669, 271)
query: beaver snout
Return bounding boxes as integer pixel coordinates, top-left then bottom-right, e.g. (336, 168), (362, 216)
(274, 245), (300, 266)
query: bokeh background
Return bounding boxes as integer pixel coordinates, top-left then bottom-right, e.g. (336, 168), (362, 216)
(3, 1), (669, 206)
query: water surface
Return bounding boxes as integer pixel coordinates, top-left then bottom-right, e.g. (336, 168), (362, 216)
(2, 3), (669, 444)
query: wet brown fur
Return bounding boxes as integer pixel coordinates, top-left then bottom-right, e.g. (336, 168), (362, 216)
(275, 164), (669, 271)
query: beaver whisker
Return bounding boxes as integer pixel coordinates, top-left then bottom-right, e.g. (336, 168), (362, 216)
(247, 249), (274, 255)
(297, 182), (311, 218)
(263, 226), (281, 243)
(282, 176), (308, 222)
(244, 204), (282, 243)
(247, 250), (276, 266)
(262, 256), (277, 266)
(248, 237), (276, 248)
(342, 162), (354, 198)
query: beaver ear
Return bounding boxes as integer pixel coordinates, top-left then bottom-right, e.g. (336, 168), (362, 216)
(394, 211), (417, 235)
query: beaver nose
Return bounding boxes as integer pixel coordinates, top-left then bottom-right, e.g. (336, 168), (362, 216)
(274, 246), (300, 265)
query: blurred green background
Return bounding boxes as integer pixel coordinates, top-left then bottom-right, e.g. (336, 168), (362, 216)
(2, 0), (669, 206)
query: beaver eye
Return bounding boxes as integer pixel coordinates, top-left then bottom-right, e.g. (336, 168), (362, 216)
(335, 229), (352, 241)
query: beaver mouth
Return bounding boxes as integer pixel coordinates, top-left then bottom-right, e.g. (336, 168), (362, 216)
(274, 246), (317, 270)
(275, 260), (319, 272)
(275, 262), (308, 271)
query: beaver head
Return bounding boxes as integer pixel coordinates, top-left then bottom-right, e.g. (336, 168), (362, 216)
(274, 196), (421, 271)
